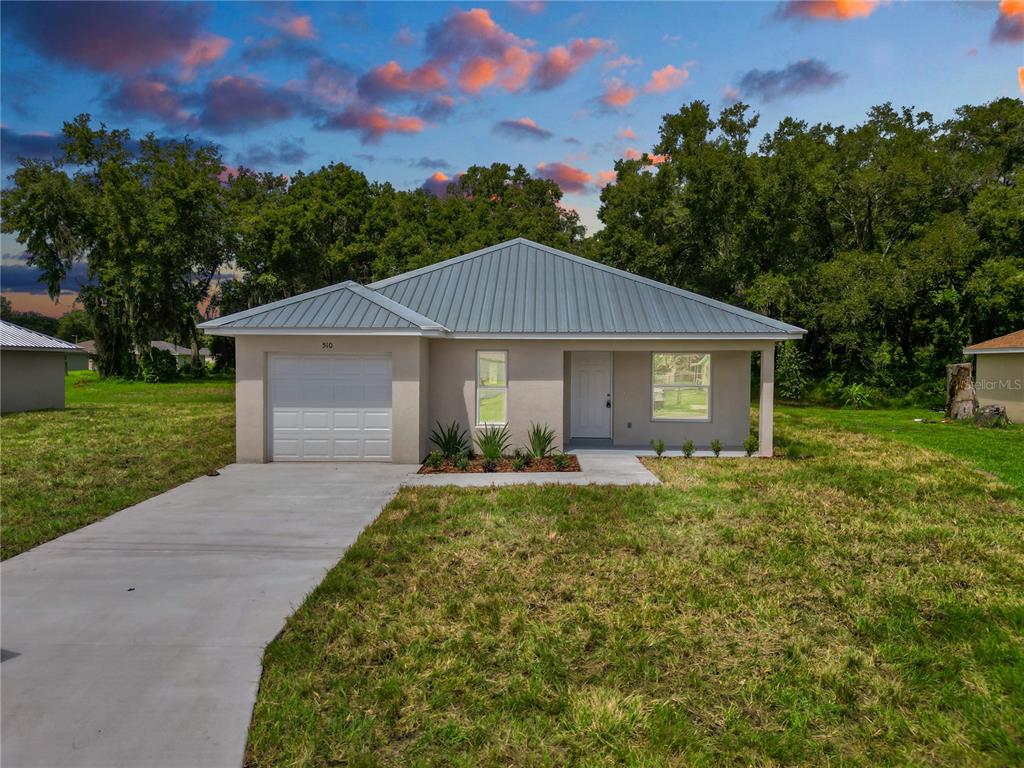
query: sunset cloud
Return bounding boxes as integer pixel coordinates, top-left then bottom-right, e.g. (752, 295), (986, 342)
(321, 105), (425, 143)
(1019, 66), (1024, 94)
(495, 117), (553, 140)
(643, 64), (689, 93)
(180, 34), (231, 81)
(236, 138), (308, 169)
(600, 78), (637, 108)
(597, 169), (617, 187)
(358, 61), (448, 100)
(510, 0), (546, 13)
(778, 0), (881, 21)
(107, 77), (194, 125)
(422, 170), (453, 196)
(4, 1), (212, 74)
(263, 12), (317, 40)
(992, 0), (1024, 44)
(534, 38), (612, 90)
(605, 54), (642, 71)
(535, 161), (593, 193)
(199, 76), (294, 133)
(616, 127), (637, 140)
(737, 58), (845, 102)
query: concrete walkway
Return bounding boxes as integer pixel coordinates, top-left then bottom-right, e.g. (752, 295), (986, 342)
(408, 450), (660, 487)
(0, 463), (415, 768)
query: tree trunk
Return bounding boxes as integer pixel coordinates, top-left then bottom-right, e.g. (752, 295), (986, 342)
(945, 363), (977, 420)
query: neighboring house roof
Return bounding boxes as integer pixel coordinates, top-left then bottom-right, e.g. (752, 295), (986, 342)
(200, 238), (805, 339)
(0, 320), (84, 352)
(77, 339), (210, 357)
(963, 329), (1024, 355)
(78, 340), (98, 354)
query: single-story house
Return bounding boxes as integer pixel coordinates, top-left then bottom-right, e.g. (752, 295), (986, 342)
(77, 340), (213, 370)
(66, 346), (91, 371)
(964, 329), (1023, 422)
(199, 238), (805, 463)
(1, 320), (85, 413)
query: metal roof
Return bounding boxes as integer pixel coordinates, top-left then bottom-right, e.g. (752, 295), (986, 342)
(0, 320), (84, 352)
(370, 239), (804, 336)
(200, 280), (447, 332)
(202, 239), (804, 338)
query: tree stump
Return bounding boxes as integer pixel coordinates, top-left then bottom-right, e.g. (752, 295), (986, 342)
(973, 404), (1010, 428)
(945, 363), (977, 420)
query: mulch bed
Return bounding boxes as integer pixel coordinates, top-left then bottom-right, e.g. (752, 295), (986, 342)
(417, 455), (581, 474)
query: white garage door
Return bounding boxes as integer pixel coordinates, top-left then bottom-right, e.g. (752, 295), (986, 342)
(269, 354), (392, 461)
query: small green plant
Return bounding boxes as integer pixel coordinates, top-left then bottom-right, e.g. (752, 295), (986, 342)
(650, 438), (666, 457)
(429, 421), (470, 458)
(511, 454), (528, 471)
(552, 453), (572, 471)
(475, 425), (512, 460)
(424, 450), (445, 469)
(743, 434), (759, 457)
(710, 438), (723, 457)
(526, 422), (557, 458)
(481, 457), (498, 472)
(841, 383), (872, 409)
(682, 439), (695, 458)
(454, 452), (470, 470)
(138, 348), (178, 383)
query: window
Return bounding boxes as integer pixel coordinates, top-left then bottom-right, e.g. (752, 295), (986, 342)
(652, 353), (710, 420)
(476, 350), (507, 424)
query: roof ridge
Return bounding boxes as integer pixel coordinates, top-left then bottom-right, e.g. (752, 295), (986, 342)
(200, 281), (361, 327)
(366, 238), (528, 290)
(347, 283), (448, 330)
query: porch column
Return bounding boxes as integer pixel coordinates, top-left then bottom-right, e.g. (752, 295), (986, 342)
(758, 343), (775, 457)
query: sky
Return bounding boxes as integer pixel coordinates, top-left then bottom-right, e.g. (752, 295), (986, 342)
(1, 0), (1021, 317)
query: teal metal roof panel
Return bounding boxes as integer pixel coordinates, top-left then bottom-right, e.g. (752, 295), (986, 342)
(368, 239), (804, 336)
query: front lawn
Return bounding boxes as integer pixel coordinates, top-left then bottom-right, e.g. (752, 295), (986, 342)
(0, 371), (234, 559)
(247, 413), (1024, 766)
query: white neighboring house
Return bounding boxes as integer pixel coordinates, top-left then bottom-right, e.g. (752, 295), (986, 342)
(77, 340), (214, 370)
(0, 320), (86, 413)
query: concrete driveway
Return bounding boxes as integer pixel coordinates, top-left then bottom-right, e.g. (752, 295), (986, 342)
(1, 462), (415, 768)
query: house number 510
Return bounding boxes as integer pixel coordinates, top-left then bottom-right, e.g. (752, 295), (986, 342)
(322, 341), (334, 350)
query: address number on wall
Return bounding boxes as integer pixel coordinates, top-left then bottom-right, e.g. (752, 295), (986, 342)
(322, 341), (334, 350)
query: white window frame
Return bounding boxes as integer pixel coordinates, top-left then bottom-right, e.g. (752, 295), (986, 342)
(651, 352), (712, 422)
(476, 349), (508, 426)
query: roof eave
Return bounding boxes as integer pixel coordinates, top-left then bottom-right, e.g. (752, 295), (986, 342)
(963, 347), (1024, 355)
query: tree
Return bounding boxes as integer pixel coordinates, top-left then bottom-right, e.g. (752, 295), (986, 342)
(1, 115), (227, 376)
(56, 309), (93, 343)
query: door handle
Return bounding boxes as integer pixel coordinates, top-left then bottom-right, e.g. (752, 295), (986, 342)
(606, 396), (612, 408)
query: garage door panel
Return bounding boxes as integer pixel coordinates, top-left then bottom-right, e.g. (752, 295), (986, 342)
(269, 354), (393, 461)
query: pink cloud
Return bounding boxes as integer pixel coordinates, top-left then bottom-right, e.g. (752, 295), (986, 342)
(459, 56), (500, 93)
(616, 127), (637, 140)
(106, 77), (194, 125)
(1019, 66), (1024, 94)
(510, 0), (546, 13)
(180, 34), (231, 81)
(423, 170), (454, 196)
(394, 27), (417, 46)
(322, 105), (425, 143)
(597, 170), (617, 187)
(535, 161), (593, 193)
(496, 116), (553, 139)
(623, 147), (642, 160)
(264, 13), (317, 40)
(534, 37), (611, 90)
(993, 0), (1024, 44)
(600, 79), (637, 108)
(722, 85), (740, 103)
(605, 54), (641, 71)
(359, 60), (448, 99)
(644, 64), (689, 93)
(778, 0), (881, 21)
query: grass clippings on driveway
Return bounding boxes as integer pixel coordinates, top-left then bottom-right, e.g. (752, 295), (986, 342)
(247, 414), (1024, 767)
(0, 372), (234, 559)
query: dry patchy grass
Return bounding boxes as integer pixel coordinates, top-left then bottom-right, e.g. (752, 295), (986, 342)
(247, 417), (1024, 767)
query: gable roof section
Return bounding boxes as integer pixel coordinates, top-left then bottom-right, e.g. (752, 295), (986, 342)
(202, 239), (804, 338)
(964, 329), (1024, 354)
(199, 281), (448, 333)
(0, 320), (84, 352)
(369, 239), (804, 336)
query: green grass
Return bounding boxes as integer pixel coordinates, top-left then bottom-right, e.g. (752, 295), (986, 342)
(247, 412), (1024, 767)
(780, 405), (1024, 497)
(654, 387), (709, 420)
(0, 371), (234, 559)
(478, 390), (507, 424)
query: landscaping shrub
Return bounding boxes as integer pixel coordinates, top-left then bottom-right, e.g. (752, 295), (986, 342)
(430, 421), (470, 458)
(552, 453), (571, 471)
(710, 439), (723, 457)
(743, 434), (759, 456)
(650, 438), (666, 457)
(682, 439), (695, 458)
(481, 458), (497, 473)
(475, 425), (511, 460)
(424, 450), (445, 469)
(511, 454), (528, 471)
(526, 423), (557, 458)
(454, 452), (470, 471)
(138, 348), (177, 383)
(841, 383), (872, 409)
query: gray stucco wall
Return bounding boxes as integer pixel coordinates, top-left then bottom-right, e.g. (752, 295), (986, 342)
(1, 350), (66, 413)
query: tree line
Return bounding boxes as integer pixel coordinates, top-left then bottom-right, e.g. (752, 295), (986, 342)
(2, 99), (1021, 398)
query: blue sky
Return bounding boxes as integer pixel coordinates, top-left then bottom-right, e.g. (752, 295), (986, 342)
(2, 1), (1021, 315)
